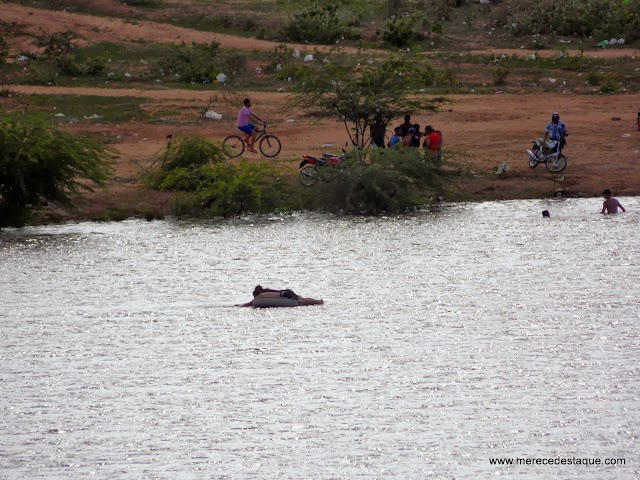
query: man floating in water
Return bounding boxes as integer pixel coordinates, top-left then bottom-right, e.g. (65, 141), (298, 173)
(236, 285), (324, 307)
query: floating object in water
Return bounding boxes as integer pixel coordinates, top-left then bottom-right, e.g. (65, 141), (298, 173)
(252, 296), (300, 308)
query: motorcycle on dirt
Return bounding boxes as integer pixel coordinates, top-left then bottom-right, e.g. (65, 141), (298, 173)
(526, 137), (568, 173)
(298, 151), (346, 187)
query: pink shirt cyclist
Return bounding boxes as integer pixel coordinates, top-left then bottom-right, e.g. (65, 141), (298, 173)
(236, 98), (263, 152)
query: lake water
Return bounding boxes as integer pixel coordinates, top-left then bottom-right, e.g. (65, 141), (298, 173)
(1, 198), (639, 479)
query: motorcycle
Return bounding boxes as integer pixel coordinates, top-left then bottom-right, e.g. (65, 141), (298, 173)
(298, 151), (345, 187)
(526, 137), (568, 173)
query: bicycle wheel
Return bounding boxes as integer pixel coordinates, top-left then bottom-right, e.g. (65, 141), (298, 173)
(545, 153), (567, 173)
(223, 135), (245, 158)
(299, 165), (318, 187)
(259, 135), (282, 158)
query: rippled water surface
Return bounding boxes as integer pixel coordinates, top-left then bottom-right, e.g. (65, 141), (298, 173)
(1, 198), (639, 479)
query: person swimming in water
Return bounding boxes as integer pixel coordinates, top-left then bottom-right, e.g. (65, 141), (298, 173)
(236, 285), (324, 307)
(601, 189), (626, 214)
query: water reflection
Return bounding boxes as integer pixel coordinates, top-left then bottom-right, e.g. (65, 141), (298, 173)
(1, 198), (639, 479)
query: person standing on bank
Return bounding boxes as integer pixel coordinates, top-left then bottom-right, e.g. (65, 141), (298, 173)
(398, 114), (413, 137)
(237, 98), (264, 153)
(601, 189), (626, 214)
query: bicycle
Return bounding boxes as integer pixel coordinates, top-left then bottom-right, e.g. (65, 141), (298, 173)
(223, 122), (282, 158)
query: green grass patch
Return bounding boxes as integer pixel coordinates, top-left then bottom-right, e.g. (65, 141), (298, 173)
(75, 41), (168, 63)
(24, 94), (151, 123)
(121, 0), (164, 7)
(163, 14), (261, 37)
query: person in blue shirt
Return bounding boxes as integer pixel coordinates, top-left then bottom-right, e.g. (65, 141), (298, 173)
(543, 112), (568, 149)
(387, 126), (402, 149)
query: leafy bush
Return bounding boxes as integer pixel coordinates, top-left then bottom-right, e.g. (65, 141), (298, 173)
(36, 30), (80, 57)
(147, 159), (301, 218)
(0, 113), (115, 228)
(221, 53), (247, 77)
(0, 36), (8, 64)
(146, 135), (301, 217)
(156, 135), (225, 171)
(382, 14), (427, 47)
(121, 0), (163, 6)
(600, 76), (621, 93)
(306, 148), (450, 215)
(586, 70), (601, 86)
(262, 44), (295, 74)
(281, 2), (350, 44)
(493, 66), (510, 85)
(503, 0), (640, 41)
(30, 31), (106, 79)
(158, 41), (221, 83)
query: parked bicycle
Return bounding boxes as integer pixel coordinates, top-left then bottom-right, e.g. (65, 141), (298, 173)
(223, 122), (281, 158)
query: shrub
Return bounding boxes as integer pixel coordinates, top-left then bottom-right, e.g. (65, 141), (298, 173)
(146, 135), (301, 217)
(156, 134), (225, 171)
(221, 53), (247, 77)
(382, 14), (426, 47)
(0, 36), (8, 64)
(586, 70), (601, 86)
(147, 159), (301, 218)
(158, 41), (221, 83)
(121, 0), (163, 6)
(503, 0), (640, 41)
(493, 66), (510, 85)
(262, 44), (295, 74)
(306, 148), (450, 215)
(36, 30), (80, 57)
(600, 76), (620, 93)
(281, 2), (350, 44)
(0, 113), (115, 228)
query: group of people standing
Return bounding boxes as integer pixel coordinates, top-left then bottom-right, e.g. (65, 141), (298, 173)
(386, 115), (442, 157)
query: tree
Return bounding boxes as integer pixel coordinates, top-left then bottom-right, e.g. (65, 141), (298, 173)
(289, 53), (446, 148)
(0, 113), (115, 228)
(289, 54), (454, 215)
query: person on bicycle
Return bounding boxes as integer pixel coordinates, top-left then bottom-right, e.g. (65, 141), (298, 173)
(237, 98), (264, 153)
(543, 112), (568, 151)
